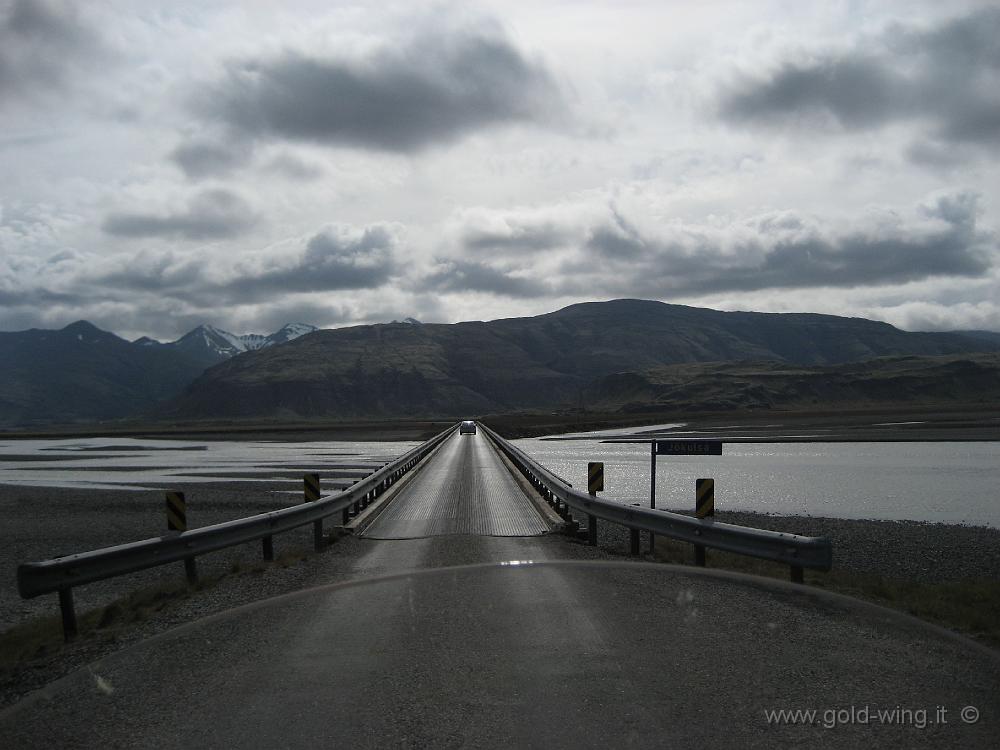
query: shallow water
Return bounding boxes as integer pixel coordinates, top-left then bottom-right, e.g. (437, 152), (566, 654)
(2, 434), (997, 527)
(0, 437), (415, 492)
(515, 437), (1000, 527)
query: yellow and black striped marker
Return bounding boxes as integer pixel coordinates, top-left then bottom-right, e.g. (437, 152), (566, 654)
(588, 462), (604, 494)
(695, 478), (715, 518)
(166, 491), (187, 531)
(304, 473), (321, 502)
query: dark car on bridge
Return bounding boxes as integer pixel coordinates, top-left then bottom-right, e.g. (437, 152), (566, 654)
(460, 421), (477, 435)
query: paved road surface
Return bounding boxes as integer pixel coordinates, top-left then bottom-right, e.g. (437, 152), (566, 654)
(3, 562), (997, 748)
(362, 431), (549, 538)
(2, 431), (998, 748)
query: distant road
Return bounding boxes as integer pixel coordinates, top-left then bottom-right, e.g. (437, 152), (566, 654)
(362, 430), (549, 538)
(2, 429), (998, 747)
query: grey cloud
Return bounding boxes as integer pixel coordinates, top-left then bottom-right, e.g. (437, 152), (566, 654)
(576, 192), (992, 297)
(263, 153), (324, 180)
(941, 102), (1000, 146)
(170, 140), (323, 182)
(96, 251), (204, 293)
(198, 28), (565, 152)
(718, 8), (1000, 149)
(93, 224), (399, 307)
(170, 139), (254, 180)
(102, 189), (258, 241)
(228, 226), (397, 300)
(906, 140), (974, 170)
(585, 208), (646, 259)
(0, 0), (107, 105)
(463, 223), (566, 253)
(0, 286), (82, 307)
(418, 260), (549, 298)
(920, 190), (979, 230)
(721, 57), (904, 129)
(0, 224), (399, 337)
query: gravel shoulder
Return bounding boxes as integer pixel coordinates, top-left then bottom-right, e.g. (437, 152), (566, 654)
(665, 510), (1000, 584)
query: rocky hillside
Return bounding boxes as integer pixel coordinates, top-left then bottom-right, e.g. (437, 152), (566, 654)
(584, 353), (1000, 413)
(163, 299), (1000, 419)
(0, 321), (209, 426)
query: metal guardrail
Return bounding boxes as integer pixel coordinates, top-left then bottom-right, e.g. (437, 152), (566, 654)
(18, 423), (457, 639)
(481, 423), (832, 581)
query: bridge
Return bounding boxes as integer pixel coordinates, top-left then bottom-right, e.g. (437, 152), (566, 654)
(2, 425), (998, 747)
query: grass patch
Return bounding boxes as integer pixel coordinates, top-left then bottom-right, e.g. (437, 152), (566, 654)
(0, 547), (313, 673)
(0, 578), (201, 672)
(649, 536), (1000, 647)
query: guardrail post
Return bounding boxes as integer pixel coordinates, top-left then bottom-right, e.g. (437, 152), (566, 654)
(790, 565), (804, 584)
(649, 443), (656, 554)
(167, 492), (198, 583)
(630, 528), (640, 556)
(166, 491), (186, 532)
(587, 462), (603, 547)
(694, 478), (714, 567)
(305, 474), (324, 551)
(59, 588), (77, 641)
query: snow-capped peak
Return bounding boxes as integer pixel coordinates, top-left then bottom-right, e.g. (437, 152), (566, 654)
(267, 323), (318, 345)
(167, 322), (319, 361)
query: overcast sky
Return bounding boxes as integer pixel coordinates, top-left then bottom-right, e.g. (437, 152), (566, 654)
(1, 0), (998, 340)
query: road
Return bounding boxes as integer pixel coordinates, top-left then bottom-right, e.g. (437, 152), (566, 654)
(361, 429), (549, 538)
(2, 431), (998, 747)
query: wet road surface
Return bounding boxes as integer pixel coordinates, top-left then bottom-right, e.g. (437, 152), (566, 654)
(362, 431), (549, 538)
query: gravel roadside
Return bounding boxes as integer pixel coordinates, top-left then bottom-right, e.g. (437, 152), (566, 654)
(0, 483), (315, 631)
(635, 509), (1000, 584)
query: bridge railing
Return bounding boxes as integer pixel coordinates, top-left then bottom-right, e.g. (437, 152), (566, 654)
(481, 423), (832, 582)
(17, 423), (457, 640)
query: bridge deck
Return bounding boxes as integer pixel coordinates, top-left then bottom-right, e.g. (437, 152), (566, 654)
(361, 430), (549, 538)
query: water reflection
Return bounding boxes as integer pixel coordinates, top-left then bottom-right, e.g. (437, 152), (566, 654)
(516, 437), (1000, 527)
(0, 437), (415, 492)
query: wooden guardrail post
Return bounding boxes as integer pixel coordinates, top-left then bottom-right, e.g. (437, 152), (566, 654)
(167, 491), (198, 583)
(694, 478), (714, 566)
(649, 442), (656, 554)
(305, 474), (323, 551)
(59, 588), (77, 641)
(587, 462), (603, 546)
(166, 490), (186, 532)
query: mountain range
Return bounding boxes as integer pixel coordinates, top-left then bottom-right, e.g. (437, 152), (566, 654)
(161, 299), (1000, 421)
(134, 323), (318, 367)
(0, 321), (315, 426)
(4, 299), (999, 427)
